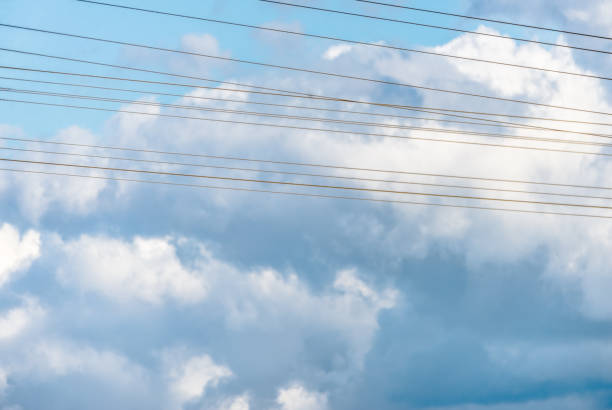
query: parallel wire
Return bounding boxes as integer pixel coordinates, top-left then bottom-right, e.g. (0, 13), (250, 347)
(260, 0), (612, 55)
(355, 0), (612, 41)
(4, 88), (612, 149)
(5, 144), (612, 201)
(4, 166), (611, 218)
(4, 52), (612, 128)
(0, 74), (562, 133)
(5, 97), (612, 157)
(73, 0), (612, 82)
(4, 156), (612, 210)
(4, 134), (611, 191)
(2, 25), (612, 116)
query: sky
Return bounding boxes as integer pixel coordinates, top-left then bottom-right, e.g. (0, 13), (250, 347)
(1, 0), (612, 409)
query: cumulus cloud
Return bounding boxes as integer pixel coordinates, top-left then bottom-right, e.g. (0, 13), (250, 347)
(276, 383), (328, 410)
(3, 1), (612, 408)
(0, 298), (44, 341)
(6, 126), (109, 221)
(217, 394), (250, 410)
(56, 235), (208, 305)
(323, 44), (353, 60)
(0, 223), (40, 288)
(164, 352), (232, 409)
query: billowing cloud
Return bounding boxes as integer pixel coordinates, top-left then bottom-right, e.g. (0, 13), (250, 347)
(0, 224), (40, 288)
(164, 351), (232, 409)
(323, 44), (353, 60)
(276, 383), (328, 410)
(56, 235), (208, 305)
(0, 298), (44, 341)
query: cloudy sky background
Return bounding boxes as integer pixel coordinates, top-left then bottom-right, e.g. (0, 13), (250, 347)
(1, 0), (612, 409)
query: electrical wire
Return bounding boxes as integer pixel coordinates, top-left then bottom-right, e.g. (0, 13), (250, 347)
(2, 24), (612, 116)
(4, 134), (610, 191)
(355, 0), (612, 41)
(260, 0), (612, 55)
(73, 0), (612, 82)
(3, 166), (611, 218)
(5, 87), (612, 146)
(3, 156), (612, 210)
(1, 73), (565, 134)
(4, 144), (612, 201)
(4, 97), (612, 157)
(4, 52), (612, 128)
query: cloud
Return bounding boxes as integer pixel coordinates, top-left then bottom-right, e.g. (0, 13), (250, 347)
(322, 44), (353, 60)
(6, 126), (109, 221)
(0, 224), (40, 288)
(164, 351), (232, 409)
(217, 394), (250, 410)
(0, 298), (44, 341)
(276, 383), (328, 410)
(56, 235), (208, 305)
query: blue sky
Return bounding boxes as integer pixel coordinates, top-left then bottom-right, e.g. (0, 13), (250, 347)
(1, 1), (612, 409)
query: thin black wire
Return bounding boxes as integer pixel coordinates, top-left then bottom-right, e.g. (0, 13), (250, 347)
(4, 156), (612, 210)
(74, 0), (612, 82)
(6, 87), (612, 146)
(4, 97), (612, 157)
(4, 52), (612, 128)
(0, 74), (563, 134)
(355, 0), (612, 41)
(260, 0), (612, 56)
(4, 166), (611, 218)
(2, 24), (612, 116)
(5, 144), (612, 201)
(4, 134), (611, 191)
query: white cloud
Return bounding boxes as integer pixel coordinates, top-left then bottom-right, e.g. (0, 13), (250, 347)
(165, 352), (232, 408)
(323, 44), (353, 60)
(217, 394), (250, 410)
(0, 223), (40, 288)
(0, 298), (44, 341)
(276, 383), (328, 410)
(565, 1), (612, 35)
(10, 126), (108, 221)
(3, 339), (148, 395)
(172, 33), (230, 76)
(56, 235), (207, 305)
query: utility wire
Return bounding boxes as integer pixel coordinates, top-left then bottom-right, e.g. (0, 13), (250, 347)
(74, 0), (612, 82)
(4, 135), (611, 191)
(6, 87), (612, 147)
(5, 144), (612, 201)
(260, 0), (612, 56)
(2, 24), (611, 116)
(4, 97), (612, 157)
(1, 74), (566, 134)
(4, 51), (612, 127)
(3, 156), (612, 210)
(4, 166), (611, 218)
(355, 0), (612, 41)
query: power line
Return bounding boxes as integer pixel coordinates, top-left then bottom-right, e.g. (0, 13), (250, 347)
(5, 144), (612, 201)
(74, 0), (612, 82)
(4, 134), (610, 191)
(4, 166), (610, 218)
(4, 52), (612, 128)
(260, 0), (612, 56)
(3, 156), (612, 210)
(7, 73), (610, 138)
(5, 87), (612, 146)
(4, 97), (612, 157)
(2, 25), (612, 116)
(355, 0), (612, 41)
(1, 74), (564, 134)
